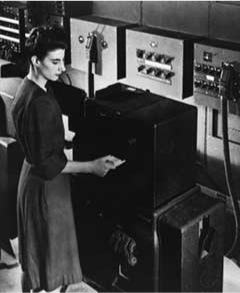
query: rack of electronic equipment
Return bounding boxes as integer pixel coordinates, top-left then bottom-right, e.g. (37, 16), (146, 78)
(0, 1), (91, 73)
(0, 1), (28, 63)
(68, 15), (228, 293)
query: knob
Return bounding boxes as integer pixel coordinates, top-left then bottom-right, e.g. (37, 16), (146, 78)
(202, 81), (208, 89)
(78, 35), (84, 44)
(194, 80), (202, 88)
(195, 63), (202, 72)
(202, 65), (209, 73)
(215, 68), (221, 77)
(209, 67), (215, 75)
(101, 40), (108, 49)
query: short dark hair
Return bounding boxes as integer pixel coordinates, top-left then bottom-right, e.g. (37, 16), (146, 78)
(25, 25), (67, 62)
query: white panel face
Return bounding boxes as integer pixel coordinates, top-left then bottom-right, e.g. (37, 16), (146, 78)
(126, 29), (188, 100)
(70, 18), (118, 81)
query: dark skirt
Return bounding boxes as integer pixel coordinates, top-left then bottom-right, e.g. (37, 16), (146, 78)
(17, 159), (82, 291)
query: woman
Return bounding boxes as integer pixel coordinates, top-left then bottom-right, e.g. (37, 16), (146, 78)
(11, 25), (116, 292)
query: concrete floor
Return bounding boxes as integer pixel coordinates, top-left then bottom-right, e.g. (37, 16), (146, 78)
(0, 238), (96, 293)
(0, 238), (240, 292)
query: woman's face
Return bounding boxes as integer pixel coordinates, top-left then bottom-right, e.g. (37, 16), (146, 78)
(37, 48), (66, 81)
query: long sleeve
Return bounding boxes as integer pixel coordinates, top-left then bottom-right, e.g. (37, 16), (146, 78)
(26, 95), (67, 180)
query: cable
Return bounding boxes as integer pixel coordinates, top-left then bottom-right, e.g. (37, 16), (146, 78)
(86, 33), (98, 99)
(219, 65), (240, 260)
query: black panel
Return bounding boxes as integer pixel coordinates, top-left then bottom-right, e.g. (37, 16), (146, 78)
(159, 193), (225, 292)
(73, 83), (197, 212)
(0, 96), (6, 136)
(142, 1), (209, 36)
(0, 138), (24, 239)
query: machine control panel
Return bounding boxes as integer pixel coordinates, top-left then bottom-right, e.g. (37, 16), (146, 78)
(194, 40), (240, 108)
(70, 15), (134, 81)
(126, 26), (198, 100)
(194, 62), (221, 97)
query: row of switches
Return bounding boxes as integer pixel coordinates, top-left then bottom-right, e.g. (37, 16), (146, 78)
(138, 65), (173, 80)
(136, 49), (173, 64)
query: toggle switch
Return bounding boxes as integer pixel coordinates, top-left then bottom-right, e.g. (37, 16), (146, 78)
(159, 55), (169, 64)
(137, 65), (145, 72)
(163, 56), (172, 64)
(146, 67), (154, 74)
(145, 51), (154, 60)
(136, 49), (145, 59)
(164, 71), (173, 79)
(154, 69), (162, 77)
(151, 53), (161, 62)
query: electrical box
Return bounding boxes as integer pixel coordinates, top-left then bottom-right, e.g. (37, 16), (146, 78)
(70, 15), (134, 81)
(158, 192), (225, 292)
(73, 83), (197, 211)
(126, 26), (197, 100)
(194, 39), (240, 112)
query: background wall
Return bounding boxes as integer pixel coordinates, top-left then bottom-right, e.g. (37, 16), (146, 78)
(92, 1), (141, 23)
(91, 1), (240, 44)
(17, 1), (240, 54)
(209, 1), (240, 42)
(142, 1), (209, 35)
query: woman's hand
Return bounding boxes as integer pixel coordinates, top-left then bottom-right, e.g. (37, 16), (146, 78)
(90, 155), (117, 177)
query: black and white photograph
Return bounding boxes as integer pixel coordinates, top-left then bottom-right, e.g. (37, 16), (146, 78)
(1, 1), (240, 292)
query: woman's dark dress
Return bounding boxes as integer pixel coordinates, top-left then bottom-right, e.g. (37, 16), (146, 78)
(11, 77), (82, 291)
